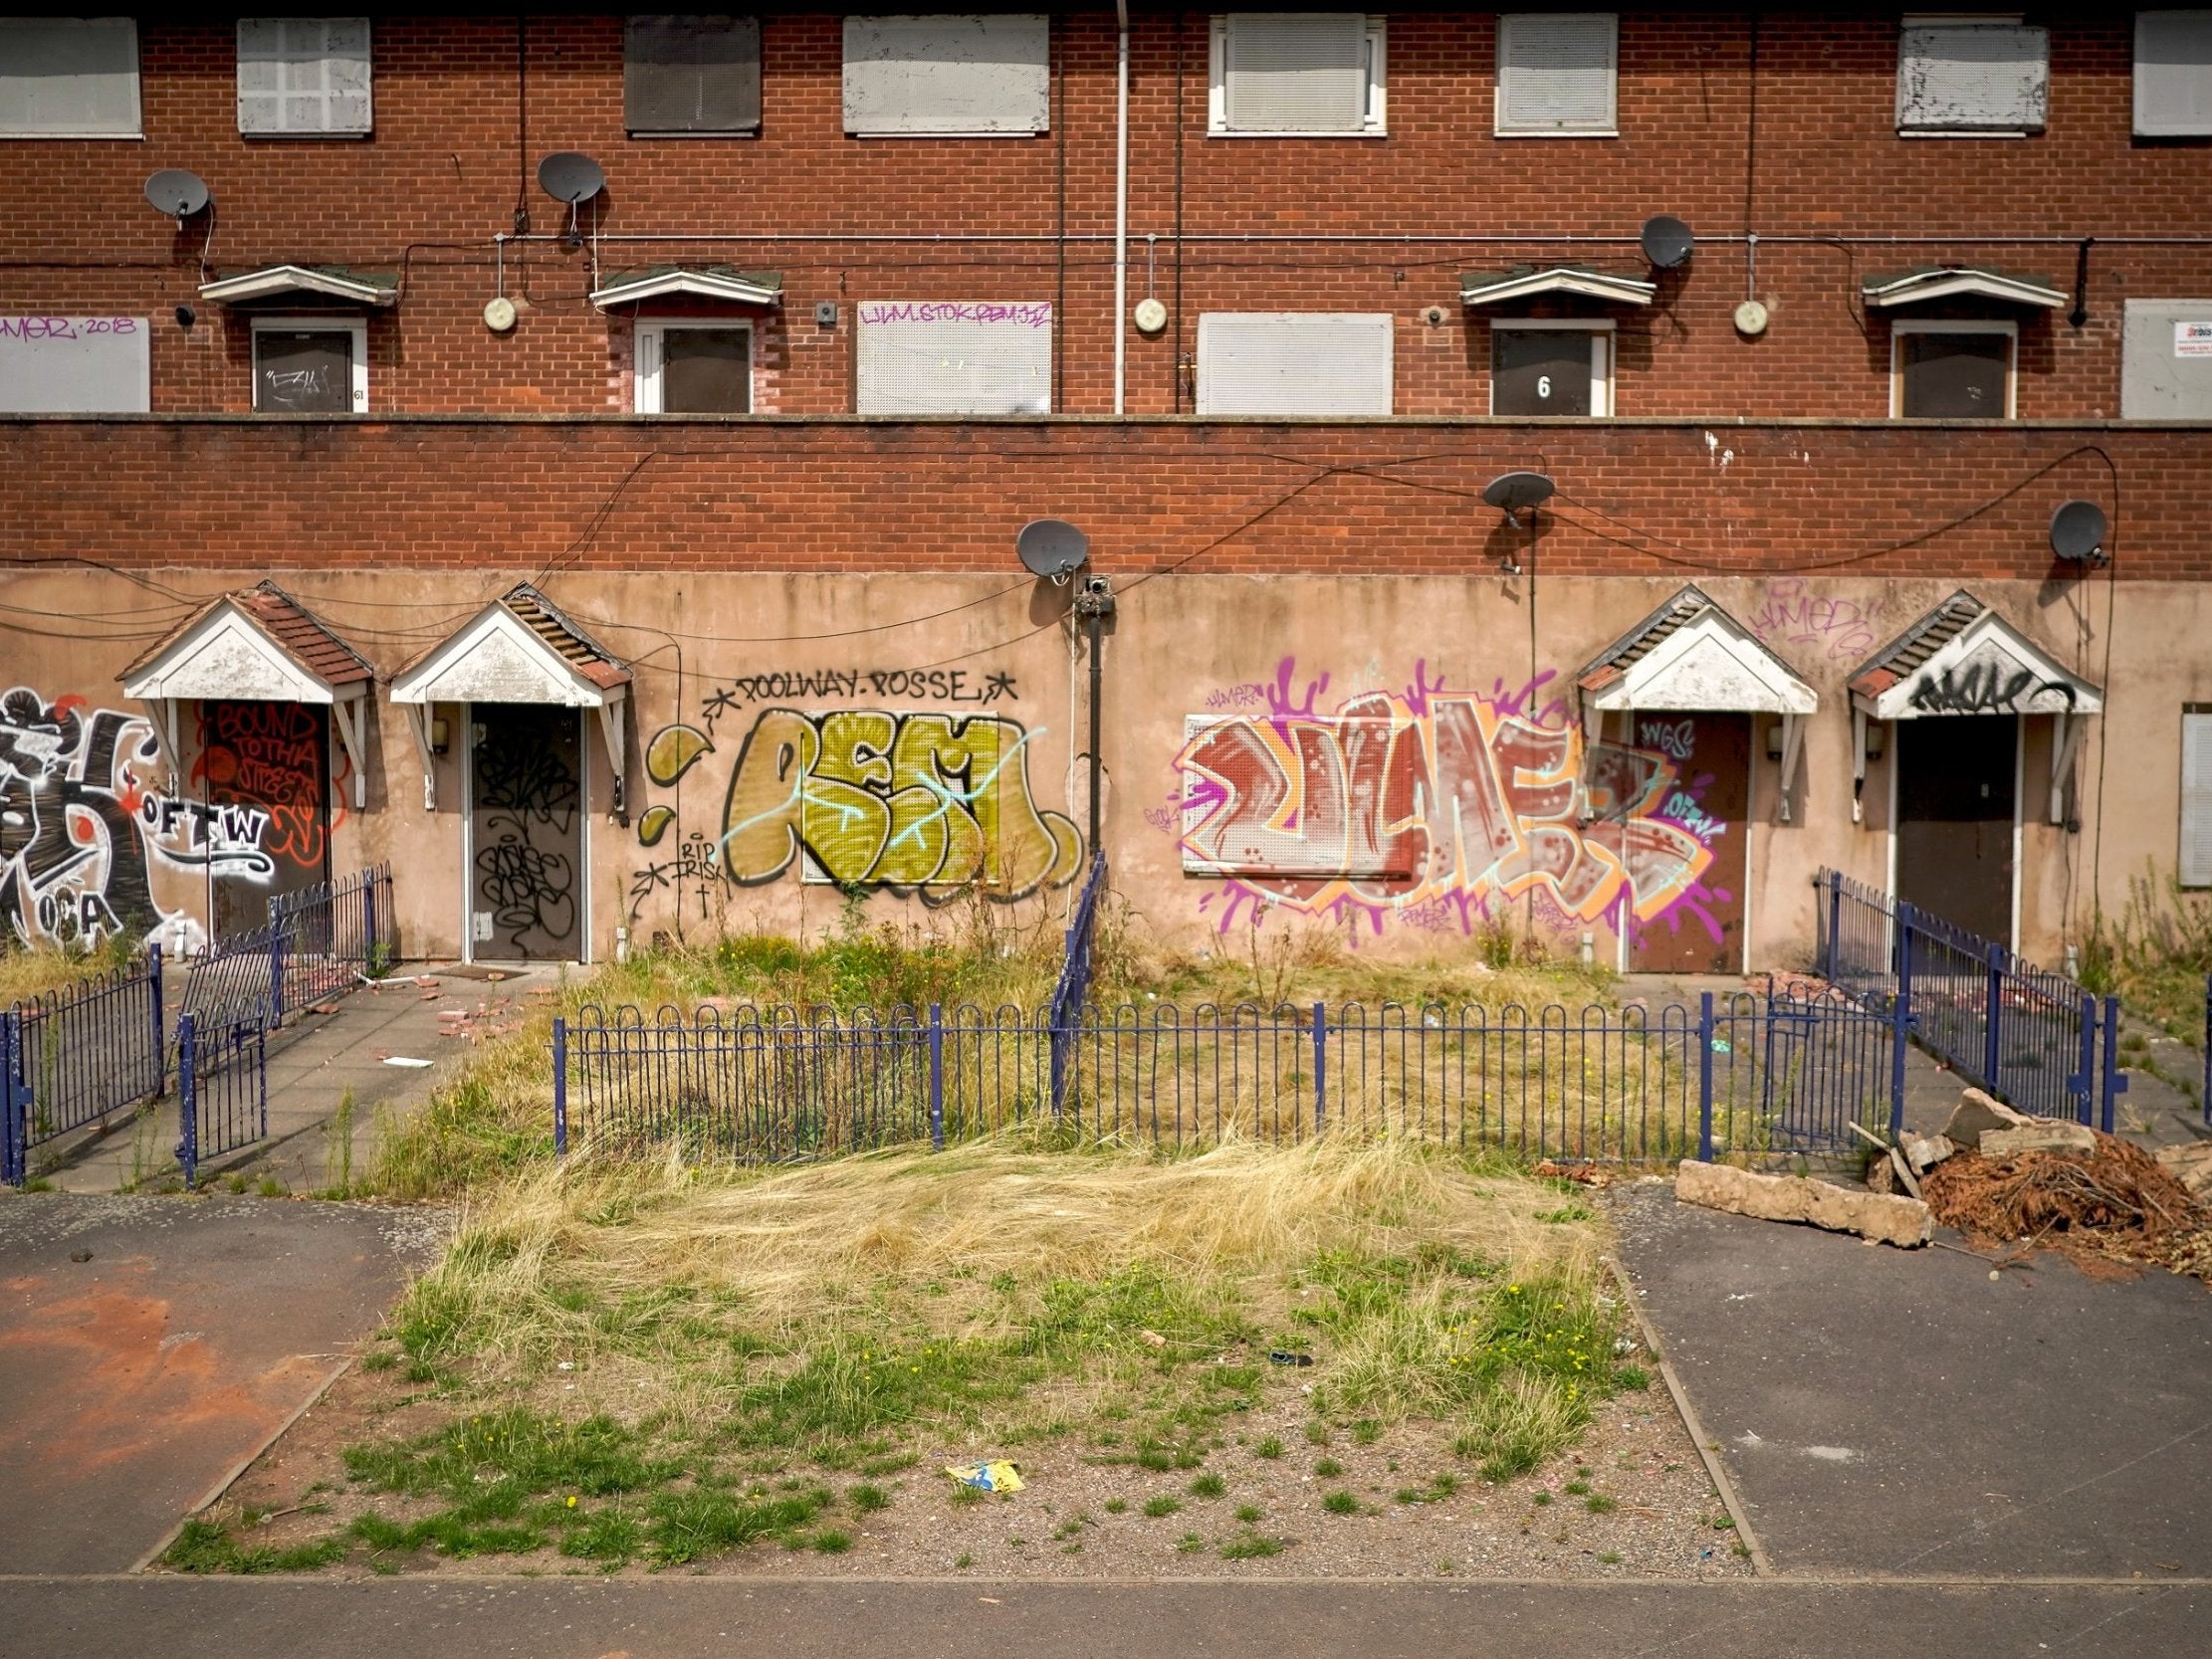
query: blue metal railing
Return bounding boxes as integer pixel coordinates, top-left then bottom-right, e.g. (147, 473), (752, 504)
(3, 948), (166, 1185)
(182, 863), (395, 1031)
(551, 983), (1901, 1167)
(1047, 853), (1109, 1119)
(1816, 868), (2126, 1131)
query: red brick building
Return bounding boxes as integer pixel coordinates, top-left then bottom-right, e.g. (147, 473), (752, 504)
(4, 8), (2210, 971)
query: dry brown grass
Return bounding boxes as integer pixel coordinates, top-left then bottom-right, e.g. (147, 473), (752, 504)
(0, 937), (136, 1006)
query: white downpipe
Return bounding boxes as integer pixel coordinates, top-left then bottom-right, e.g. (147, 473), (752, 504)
(1113, 0), (1129, 415)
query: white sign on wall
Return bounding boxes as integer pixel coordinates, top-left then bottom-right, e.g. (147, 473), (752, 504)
(2176, 320), (2212, 359)
(0, 315), (152, 412)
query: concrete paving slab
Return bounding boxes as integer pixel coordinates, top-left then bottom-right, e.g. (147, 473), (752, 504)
(1612, 1179), (2212, 1579)
(0, 1195), (447, 1572)
(0, 1576), (2204, 1659)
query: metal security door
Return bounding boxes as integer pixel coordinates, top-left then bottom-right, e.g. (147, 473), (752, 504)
(195, 700), (332, 941)
(1895, 715), (2016, 946)
(469, 705), (583, 960)
(1629, 713), (1750, 974)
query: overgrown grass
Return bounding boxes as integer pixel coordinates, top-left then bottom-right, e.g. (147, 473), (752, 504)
(0, 933), (138, 1006)
(2081, 862), (2212, 1046)
(176, 1137), (1623, 1572)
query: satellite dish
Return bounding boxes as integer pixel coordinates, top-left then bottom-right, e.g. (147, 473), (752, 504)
(537, 151), (606, 206)
(1482, 472), (1557, 514)
(1016, 518), (1089, 581)
(144, 168), (210, 219)
(2049, 500), (2108, 562)
(1641, 215), (1693, 270)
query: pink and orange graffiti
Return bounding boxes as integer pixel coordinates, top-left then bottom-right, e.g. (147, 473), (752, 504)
(1173, 660), (1715, 936)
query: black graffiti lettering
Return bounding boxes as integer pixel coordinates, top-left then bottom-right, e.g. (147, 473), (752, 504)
(1907, 665), (2077, 717)
(699, 667), (1020, 729)
(0, 689), (162, 947)
(476, 835), (576, 947)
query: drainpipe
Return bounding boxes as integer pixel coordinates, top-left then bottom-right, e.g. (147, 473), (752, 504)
(1113, 0), (1130, 415)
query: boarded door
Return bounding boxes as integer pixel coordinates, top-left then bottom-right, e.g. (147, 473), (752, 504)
(194, 700), (332, 941)
(1895, 715), (2016, 945)
(1628, 713), (1750, 974)
(470, 705), (583, 960)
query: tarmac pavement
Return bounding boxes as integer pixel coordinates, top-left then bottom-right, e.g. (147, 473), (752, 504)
(0, 1574), (2204, 1659)
(1611, 1179), (2212, 1579)
(0, 1195), (447, 1574)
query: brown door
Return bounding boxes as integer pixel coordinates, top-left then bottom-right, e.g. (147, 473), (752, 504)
(469, 704), (583, 960)
(1895, 715), (2016, 945)
(1628, 712), (1751, 974)
(194, 700), (332, 941)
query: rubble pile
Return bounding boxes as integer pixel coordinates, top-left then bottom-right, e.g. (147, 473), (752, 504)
(1914, 1090), (2212, 1286)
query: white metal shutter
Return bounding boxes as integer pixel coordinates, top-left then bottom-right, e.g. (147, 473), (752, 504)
(2182, 712), (2212, 887)
(1222, 14), (1368, 132)
(624, 15), (762, 134)
(238, 18), (372, 135)
(0, 18), (140, 136)
(2136, 11), (2212, 136)
(842, 15), (1049, 135)
(0, 316), (151, 412)
(1896, 19), (2047, 132)
(1495, 13), (1617, 135)
(1196, 313), (1394, 416)
(854, 302), (1053, 414)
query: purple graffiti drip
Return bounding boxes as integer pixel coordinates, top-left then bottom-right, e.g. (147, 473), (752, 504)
(1264, 657), (1329, 721)
(1401, 659), (1447, 718)
(1487, 669), (1560, 722)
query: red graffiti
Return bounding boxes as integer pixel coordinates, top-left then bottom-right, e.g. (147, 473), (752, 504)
(191, 702), (339, 872)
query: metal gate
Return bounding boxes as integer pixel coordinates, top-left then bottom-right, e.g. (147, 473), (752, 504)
(175, 1010), (267, 1188)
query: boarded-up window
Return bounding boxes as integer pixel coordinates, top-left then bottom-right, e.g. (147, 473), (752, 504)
(0, 17), (140, 137)
(625, 15), (762, 134)
(1896, 16), (2047, 134)
(1491, 325), (1610, 417)
(854, 301), (1052, 414)
(1211, 14), (1382, 135)
(1495, 13), (1617, 136)
(1894, 326), (2014, 418)
(2120, 299), (2212, 418)
(252, 321), (364, 412)
(2184, 709), (2212, 887)
(238, 18), (371, 135)
(1196, 313), (1393, 416)
(0, 316), (150, 412)
(637, 320), (754, 413)
(843, 15), (1049, 136)
(2136, 11), (2212, 136)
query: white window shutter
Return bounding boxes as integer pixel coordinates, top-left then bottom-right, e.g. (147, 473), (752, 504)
(1496, 13), (1617, 134)
(1196, 313), (1394, 416)
(843, 16), (1049, 136)
(1897, 20), (2047, 132)
(1222, 14), (1368, 132)
(854, 303), (1053, 414)
(0, 18), (141, 136)
(239, 18), (372, 135)
(2183, 712), (2212, 887)
(2136, 11), (2212, 136)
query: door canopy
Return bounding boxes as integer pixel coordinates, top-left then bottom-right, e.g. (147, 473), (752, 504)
(1848, 590), (2102, 721)
(119, 580), (375, 806)
(388, 585), (631, 814)
(1577, 585), (1817, 717)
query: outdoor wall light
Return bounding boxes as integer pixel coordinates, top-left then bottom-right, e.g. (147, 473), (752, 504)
(429, 716), (450, 755)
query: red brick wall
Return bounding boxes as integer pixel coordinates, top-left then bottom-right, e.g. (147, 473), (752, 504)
(2, 12), (2206, 418)
(1, 415), (2197, 580)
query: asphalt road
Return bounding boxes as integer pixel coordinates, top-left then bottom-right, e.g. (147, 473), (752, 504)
(1612, 1179), (2212, 1578)
(0, 1575), (2204, 1659)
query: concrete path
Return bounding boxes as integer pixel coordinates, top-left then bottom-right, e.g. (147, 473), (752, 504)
(0, 1195), (447, 1573)
(0, 1575), (2202, 1659)
(1611, 1180), (2212, 1580)
(42, 962), (555, 1194)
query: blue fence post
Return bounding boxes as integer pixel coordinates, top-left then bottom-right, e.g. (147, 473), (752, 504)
(2101, 995), (2128, 1136)
(1888, 921), (1914, 1139)
(2, 1012), (23, 1189)
(1982, 943), (2005, 1092)
(552, 1017), (567, 1156)
(2203, 972), (2211, 1127)
(268, 927), (286, 1024)
(1824, 870), (1843, 983)
(362, 875), (378, 974)
(1696, 992), (1715, 1161)
(2071, 992), (2097, 1127)
(1312, 1001), (1327, 1138)
(146, 941), (165, 1097)
(176, 1013), (198, 1189)
(928, 1003), (946, 1151)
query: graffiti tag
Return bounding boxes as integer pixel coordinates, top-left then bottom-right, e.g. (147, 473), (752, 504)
(1907, 663), (2076, 717)
(1749, 578), (1886, 664)
(700, 669), (1017, 731)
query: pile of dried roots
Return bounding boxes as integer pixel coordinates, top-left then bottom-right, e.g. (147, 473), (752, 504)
(1922, 1132), (2212, 1285)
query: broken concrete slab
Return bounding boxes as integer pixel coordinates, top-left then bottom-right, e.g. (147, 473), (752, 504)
(1980, 1120), (2100, 1159)
(2154, 1141), (2212, 1198)
(1943, 1089), (2035, 1150)
(1675, 1158), (1932, 1249)
(1866, 1154), (1896, 1194)
(1901, 1132), (1955, 1172)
